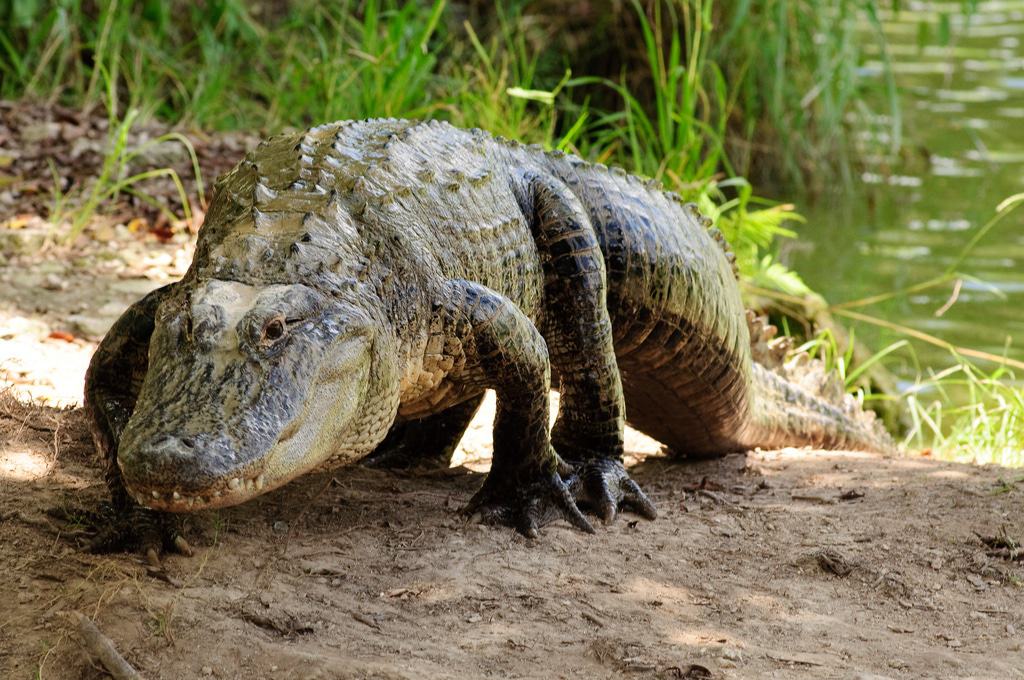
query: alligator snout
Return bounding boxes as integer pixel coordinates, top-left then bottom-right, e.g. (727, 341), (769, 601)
(119, 430), (256, 505)
(149, 434), (198, 459)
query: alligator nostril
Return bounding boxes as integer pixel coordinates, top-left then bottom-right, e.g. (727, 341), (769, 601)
(180, 437), (196, 449)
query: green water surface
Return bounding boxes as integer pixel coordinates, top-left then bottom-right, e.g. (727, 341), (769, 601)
(790, 1), (1024, 378)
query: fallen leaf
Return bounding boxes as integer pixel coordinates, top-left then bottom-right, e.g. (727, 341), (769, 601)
(47, 331), (76, 342)
(5, 214), (35, 230)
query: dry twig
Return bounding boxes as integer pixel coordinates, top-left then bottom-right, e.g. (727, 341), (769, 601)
(71, 611), (144, 680)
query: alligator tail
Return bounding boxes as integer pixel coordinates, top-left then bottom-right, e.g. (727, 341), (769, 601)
(740, 312), (897, 454)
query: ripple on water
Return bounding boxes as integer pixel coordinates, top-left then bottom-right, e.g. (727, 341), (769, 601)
(906, 218), (974, 231)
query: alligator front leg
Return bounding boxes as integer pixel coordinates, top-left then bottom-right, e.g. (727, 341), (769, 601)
(80, 283), (192, 563)
(433, 280), (593, 537)
(520, 172), (657, 523)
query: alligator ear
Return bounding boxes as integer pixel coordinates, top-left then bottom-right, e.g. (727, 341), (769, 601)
(321, 298), (375, 339)
(251, 283), (325, 318)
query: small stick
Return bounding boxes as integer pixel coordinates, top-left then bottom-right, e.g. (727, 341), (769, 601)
(72, 612), (144, 680)
(351, 612), (382, 631)
(934, 278), (962, 317)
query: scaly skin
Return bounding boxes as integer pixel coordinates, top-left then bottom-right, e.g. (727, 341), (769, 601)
(83, 119), (894, 548)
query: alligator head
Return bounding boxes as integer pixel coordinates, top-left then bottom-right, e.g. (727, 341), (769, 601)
(117, 278), (390, 511)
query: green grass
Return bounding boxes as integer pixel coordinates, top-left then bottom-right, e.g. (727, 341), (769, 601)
(1, 0), (449, 128)
(2, 0), (807, 283)
(904, 357), (1024, 468)
(443, 5), (581, 145)
(771, 311), (1024, 468)
(46, 124), (197, 243)
(2, 1), (975, 175)
(752, 193), (1024, 467)
(46, 67), (203, 241)
(699, 0), (864, 183)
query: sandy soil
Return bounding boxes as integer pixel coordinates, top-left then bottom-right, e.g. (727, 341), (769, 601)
(1, 375), (1023, 679)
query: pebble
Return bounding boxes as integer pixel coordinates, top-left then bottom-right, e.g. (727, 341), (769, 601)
(21, 121), (61, 143)
(965, 573), (987, 590)
(42, 273), (67, 291)
(67, 313), (114, 339)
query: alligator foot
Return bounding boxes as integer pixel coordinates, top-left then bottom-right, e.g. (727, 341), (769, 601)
(565, 459), (658, 524)
(465, 470), (595, 538)
(49, 501), (193, 568)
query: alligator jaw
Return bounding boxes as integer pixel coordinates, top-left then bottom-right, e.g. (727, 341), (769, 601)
(125, 468), (274, 512)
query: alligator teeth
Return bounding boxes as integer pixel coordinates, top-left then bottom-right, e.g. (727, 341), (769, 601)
(172, 491), (181, 500)
(255, 475), (265, 491)
(212, 490), (221, 498)
(151, 490), (160, 500)
(228, 478), (242, 491)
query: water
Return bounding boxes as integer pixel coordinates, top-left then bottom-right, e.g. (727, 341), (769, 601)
(790, 0), (1024, 378)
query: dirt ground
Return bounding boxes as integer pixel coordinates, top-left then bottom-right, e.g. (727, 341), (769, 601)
(1, 101), (1023, 679)
(2, 387), (1024, 680)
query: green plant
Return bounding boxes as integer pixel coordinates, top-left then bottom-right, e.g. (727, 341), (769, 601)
(50, 69), (202, 242)
(552, 1), (809, 290)
(573, 0), (730, 191)
(903, 355), (1024, 467)
(263, 0), (448, 128)
(445, 6), (579, 145)
(707, 0), (892, 184)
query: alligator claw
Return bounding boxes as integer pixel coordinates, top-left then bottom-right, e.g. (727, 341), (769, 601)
(173, 534), (194, 557)
(566, 458), (658, 524)
(144, 530), (191, 575)
(466, 470), (595, 537)
(50, 501), (192, 564)
(145, 547), (162, 570)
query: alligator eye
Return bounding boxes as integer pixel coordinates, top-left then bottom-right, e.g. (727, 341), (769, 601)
(262, 318), (286, 343)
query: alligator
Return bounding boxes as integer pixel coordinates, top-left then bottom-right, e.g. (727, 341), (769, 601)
(84, 118), (894, 555)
